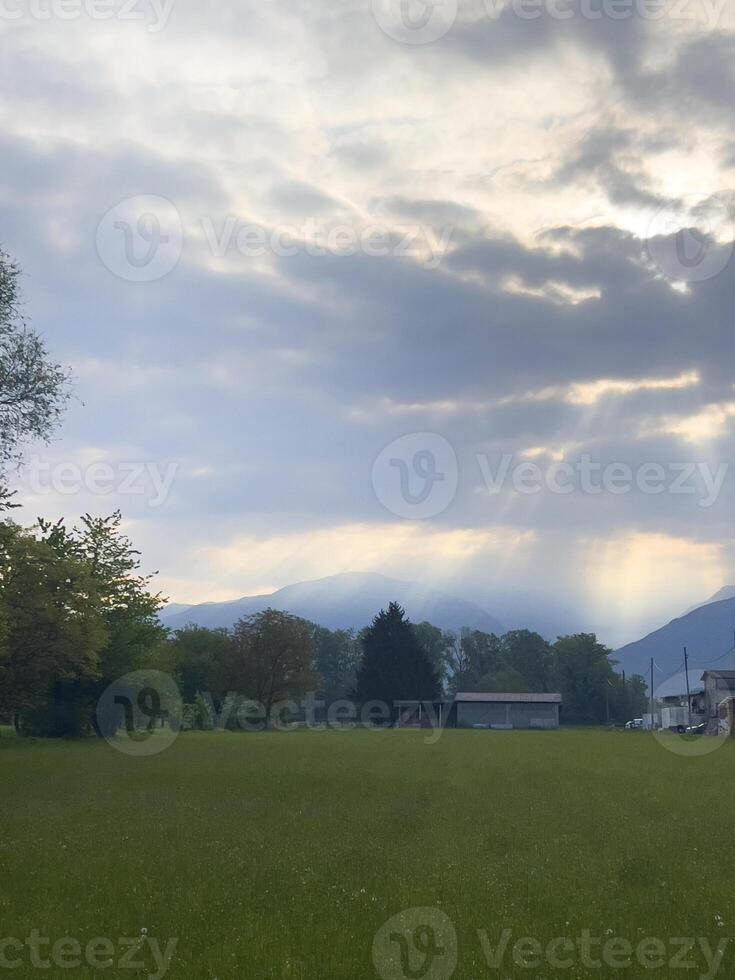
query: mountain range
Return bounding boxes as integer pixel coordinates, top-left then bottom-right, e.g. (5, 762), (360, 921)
(161, 575), (735, 692)
(160, 572), (505, 635)
(614, 587), (735, 687)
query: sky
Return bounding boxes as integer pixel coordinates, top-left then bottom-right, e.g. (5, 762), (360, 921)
(3, 0), (735, 647)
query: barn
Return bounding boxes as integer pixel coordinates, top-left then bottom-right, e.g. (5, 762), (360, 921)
(452, 692), (561, 730)
(395, 692), (562, 730)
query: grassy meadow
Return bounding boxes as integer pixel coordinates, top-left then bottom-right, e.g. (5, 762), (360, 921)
(2, 727), (734, 978)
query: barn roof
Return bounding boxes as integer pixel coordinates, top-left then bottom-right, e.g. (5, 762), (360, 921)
(454, 692), (561, 703)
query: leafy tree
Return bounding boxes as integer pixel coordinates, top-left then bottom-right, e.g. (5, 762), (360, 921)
(446, 629), (503, 693)
(609, 671), (648, 724)
(500, 630), (553, 692)
(0, 249), (69, 472)
(0, 521), (106, 733)
(444, 631), (472, 694)
(480, 667), (530, 693)
(313, 625), (359, 703)
(229, 608), (317, 724)
(20, 512), (166, 736)
(355, 602), (440, 713)
(551, 633), (616, 725)
(161, 625), (232, 703)
(37, 512), (165, 669)
(412, 621), (456, 694)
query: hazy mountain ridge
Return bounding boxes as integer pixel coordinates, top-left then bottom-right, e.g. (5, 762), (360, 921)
(683, 586), (735, 616)
(160, 572), (505, 635)
(614, 595), (735, 682)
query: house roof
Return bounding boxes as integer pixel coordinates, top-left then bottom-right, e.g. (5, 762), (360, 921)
(454, 692), (562, 703)
(701, 671), (735, 687)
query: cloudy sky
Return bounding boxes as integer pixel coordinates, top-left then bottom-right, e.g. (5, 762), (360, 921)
(4, 0), (735, 645)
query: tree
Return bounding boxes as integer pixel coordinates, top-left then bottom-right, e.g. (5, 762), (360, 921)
(229, 609), (317, 724)
(412, 621), (456, 695)
(21, 512), (166, 736)
(481, 667), (530, 693)
(355, 602), (440, 713)
(68, 512), (165, 682)
(551, 633), (616, 725)
(313, 625), (360, 703)
(162, 625), (232, 704)
(609, 671), (648, 724)
(444, 631), (472, 694)
(500, 630), (553, 692)
(446, 628), (503, 694)
(0, 521), (107, 733)
(0, 250), (69, 472)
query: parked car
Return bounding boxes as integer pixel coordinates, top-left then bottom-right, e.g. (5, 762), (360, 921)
(625, 718), (644, 730)
(685, 722), (706, 735)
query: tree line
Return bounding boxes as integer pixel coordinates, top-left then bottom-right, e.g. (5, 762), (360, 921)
(158, 602), (648, 728)
(1, 574), (648, 734)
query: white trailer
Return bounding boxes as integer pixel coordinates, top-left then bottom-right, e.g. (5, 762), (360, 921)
(661, 706), (689, 732)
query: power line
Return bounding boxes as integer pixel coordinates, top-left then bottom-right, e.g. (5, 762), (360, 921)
(688, 644), (735, 667)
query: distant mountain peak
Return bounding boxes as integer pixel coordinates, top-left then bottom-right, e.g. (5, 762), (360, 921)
(615, 595), (735, 683)
(684, 586), (735, 616)
(160, 571), (504, 635)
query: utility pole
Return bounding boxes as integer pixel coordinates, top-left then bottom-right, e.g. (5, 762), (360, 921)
(650, 658), (655, 731)
(684, 646), (691, 729)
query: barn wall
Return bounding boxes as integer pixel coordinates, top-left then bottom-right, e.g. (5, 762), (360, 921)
(456, 701), (559, 729)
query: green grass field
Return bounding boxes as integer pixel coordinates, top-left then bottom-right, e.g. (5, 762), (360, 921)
(2, 728), (733, 979)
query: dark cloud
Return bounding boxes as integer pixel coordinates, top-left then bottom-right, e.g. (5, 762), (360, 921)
(549, 128), (669, 208)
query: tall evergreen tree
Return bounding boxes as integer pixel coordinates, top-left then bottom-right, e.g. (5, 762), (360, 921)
(356, 602), (440, 711)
